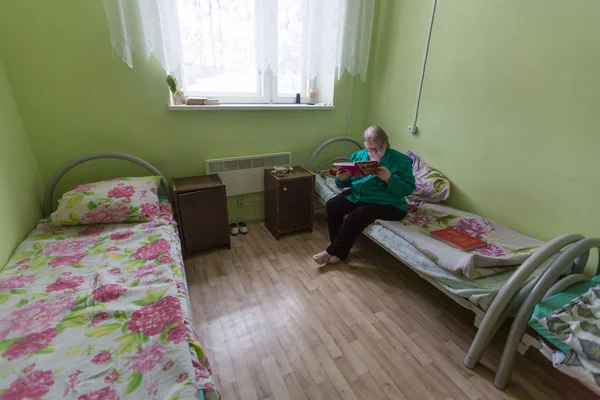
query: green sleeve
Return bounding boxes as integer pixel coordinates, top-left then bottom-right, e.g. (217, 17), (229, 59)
(385, 158), (416, 197)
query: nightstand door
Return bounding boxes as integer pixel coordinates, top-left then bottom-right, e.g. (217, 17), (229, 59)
(179, 188), (228, 253)
(279, 178), (313, 234)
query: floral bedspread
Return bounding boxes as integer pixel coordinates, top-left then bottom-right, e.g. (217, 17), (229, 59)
(0, 201), (217, 400)
(380, 202), (543, 279)
(318, 176), (542, 279)
(540, 285), (600, 394)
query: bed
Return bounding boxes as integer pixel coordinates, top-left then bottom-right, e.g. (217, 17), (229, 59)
(0, 153), (218, 400)
(308, 137), (596, 390)
(527, 277), (600, 394)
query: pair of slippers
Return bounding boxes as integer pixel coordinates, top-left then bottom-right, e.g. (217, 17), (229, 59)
(229, 221), (248, 235)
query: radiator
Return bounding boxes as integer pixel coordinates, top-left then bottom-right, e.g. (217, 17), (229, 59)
(205, 152), (292, 196)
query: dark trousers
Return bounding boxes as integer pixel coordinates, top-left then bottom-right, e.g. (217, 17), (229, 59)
(325, 190), (407, 260)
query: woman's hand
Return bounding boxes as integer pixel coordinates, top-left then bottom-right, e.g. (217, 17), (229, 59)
(375, 166), (391, 183)
(336, 170), (352, 182)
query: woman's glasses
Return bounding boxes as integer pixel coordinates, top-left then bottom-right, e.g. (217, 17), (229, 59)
(365, 145), (383, 154)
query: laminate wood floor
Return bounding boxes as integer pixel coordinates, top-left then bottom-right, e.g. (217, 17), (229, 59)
(185, 214), (598, 400)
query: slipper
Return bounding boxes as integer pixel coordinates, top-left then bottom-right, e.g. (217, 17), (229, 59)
(237, 221), (248, 234)
(229, 222), (239, 235)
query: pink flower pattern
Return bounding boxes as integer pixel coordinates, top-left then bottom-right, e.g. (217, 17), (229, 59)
(110, 230), (134, 241)
(107, 268), (120, 275)
(92, 312), (110, 325)
(93, 284), (126, 303)
(159, 255), (170, 264)
(78, 386), (119, 400)
(474, 243), (510, 257)
(41, 238), (97, 256)
(0, 369), (55, 400)
(2, 329), (58, 361)
(23, 364), (36, 374)
(140, 203), (159, 219)
(163, 360), (174, 371)
(132, 264), (156, 279)
(453, 218), (492, 238)
(0, 274), (35, 292)
(45, 275), (84, 293)
(104, 370), (119, 384)
(131, 343), (168, 372)
(407, 215), (435, 226)
(126, 296), (182, 336)
(107, 185), (135, 199)
(132, 239), (170, 261)
(91, 351), (112, 364)
(82, 203), (130, 224)
(167, 323), (187, 344)
(159, 204), (171, 217)
(49, 254), (85, 268)
(42, 226), (62, 234)
(78, 226), (105, 236)
(73, 184), (96, 193)
(5, 296), (75, 337)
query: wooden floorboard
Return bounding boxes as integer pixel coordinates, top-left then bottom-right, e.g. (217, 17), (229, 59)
(186, 215), (598, 400)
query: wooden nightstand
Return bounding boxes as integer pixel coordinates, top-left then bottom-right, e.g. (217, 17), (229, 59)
(264, 166), (315, 240)
(171, 175), (230, 254)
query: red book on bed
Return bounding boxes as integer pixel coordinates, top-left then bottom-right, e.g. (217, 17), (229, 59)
(429, 228), (487, 251)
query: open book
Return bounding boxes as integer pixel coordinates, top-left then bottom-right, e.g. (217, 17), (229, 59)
(330, 161), (380, 177)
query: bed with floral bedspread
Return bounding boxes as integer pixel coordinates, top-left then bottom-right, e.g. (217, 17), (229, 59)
(0, 201), (217, 400)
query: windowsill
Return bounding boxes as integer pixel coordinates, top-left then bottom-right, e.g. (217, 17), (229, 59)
(168, 103), (335, 111)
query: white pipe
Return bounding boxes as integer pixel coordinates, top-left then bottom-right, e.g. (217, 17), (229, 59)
(413, 0), (437, 126)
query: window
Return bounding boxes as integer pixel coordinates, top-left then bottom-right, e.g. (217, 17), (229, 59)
(175, 0), (335, 104)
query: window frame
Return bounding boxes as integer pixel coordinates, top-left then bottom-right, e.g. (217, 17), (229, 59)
(177, 0), (311, 105)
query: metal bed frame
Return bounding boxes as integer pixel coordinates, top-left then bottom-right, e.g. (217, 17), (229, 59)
(43, 152), (172, 216)
(307, 136), (599, 390)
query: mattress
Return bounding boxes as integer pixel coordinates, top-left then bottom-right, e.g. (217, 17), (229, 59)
(0, 201), (218, 399)
(315, 175), (548, 311)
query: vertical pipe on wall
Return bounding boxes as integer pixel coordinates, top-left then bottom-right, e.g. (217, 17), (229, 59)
(413, 0), (437, 126)
(345, 74), (355, 156)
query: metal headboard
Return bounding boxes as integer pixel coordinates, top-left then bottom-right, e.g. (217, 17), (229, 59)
(307, 136), (364, 172)
(43, 152), (172, 216)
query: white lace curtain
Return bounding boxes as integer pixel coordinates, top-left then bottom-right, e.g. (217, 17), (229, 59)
(102, 0), (375, 83)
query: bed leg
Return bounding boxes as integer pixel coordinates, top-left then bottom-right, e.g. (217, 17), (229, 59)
(473, 315), (482, 328)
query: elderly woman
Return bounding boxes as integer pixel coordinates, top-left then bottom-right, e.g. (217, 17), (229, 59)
(313, 126), (416, 265)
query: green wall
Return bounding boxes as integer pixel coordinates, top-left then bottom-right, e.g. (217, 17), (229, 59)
(0, 60), (42, 266)
(369, 0), (600, 244)
(0, 0), (371, 221)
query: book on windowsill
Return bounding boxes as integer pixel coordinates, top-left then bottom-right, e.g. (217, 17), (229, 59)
(185, 98), (220, 106)
(330, 161), (380, 177)
(429, 227), (487, 251)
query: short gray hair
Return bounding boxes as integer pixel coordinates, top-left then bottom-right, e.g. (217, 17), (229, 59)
(363, 125), (389, 147)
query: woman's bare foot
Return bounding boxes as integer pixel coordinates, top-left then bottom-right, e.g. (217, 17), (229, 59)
(313, 250), (332, 265)
(313, 251), (343, 265)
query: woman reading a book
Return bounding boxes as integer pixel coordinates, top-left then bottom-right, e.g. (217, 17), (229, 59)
(313, 126), (416, 265)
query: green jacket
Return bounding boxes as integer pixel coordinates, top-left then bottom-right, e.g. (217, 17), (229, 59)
(334, 148), (416, 211)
